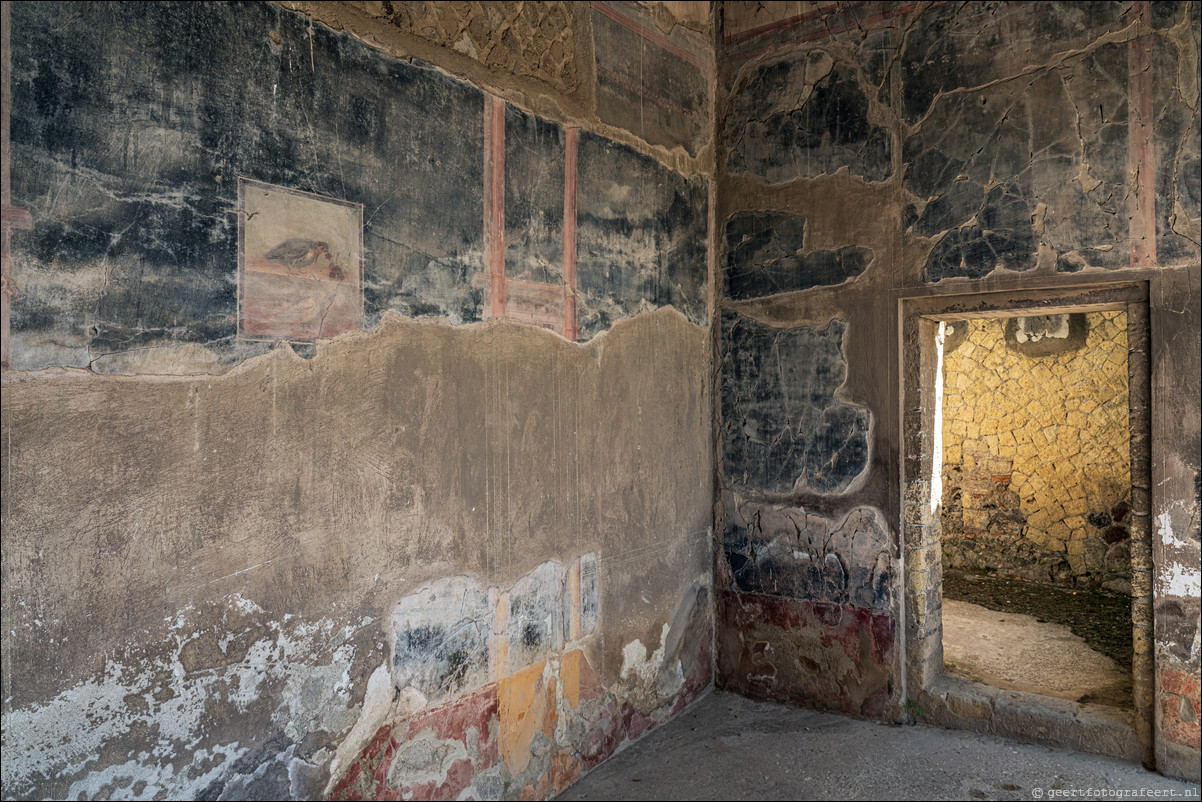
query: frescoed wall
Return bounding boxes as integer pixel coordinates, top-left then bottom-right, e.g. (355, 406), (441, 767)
(4, 1), (709, 374)
(3, 0), (1200, 796)
(715, 0), (1200, 780)
(238, 179), (364, 342)
(0, 1), (714, 799)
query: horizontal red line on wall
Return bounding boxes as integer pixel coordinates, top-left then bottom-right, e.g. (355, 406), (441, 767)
(721, 3), (918, 83)
(596, 64), (698, 119)
(590, 0), (710, 71)
(723, 1), (856, 47)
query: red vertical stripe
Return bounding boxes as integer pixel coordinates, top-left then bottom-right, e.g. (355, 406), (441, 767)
(1128, 1), (1156, 268)
(589, 1), (709, 71)
(484, 94), (507, 317)
(562, 128), (579, 341)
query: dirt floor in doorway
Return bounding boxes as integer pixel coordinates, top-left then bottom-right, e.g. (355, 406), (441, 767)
(942, 569), (1134, 706)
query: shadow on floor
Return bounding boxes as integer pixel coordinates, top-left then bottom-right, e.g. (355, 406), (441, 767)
(942, 570), (1134, 708)
(557, 691), (1199, 801)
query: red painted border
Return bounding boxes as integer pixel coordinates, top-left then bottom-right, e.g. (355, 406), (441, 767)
(1127, 1), (1156, 268)
(723, 1), (852, 47)
(721, 3), (919, 83)
(596, 65), (697, 119)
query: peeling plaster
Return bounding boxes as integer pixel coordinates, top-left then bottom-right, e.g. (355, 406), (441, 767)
(6, 1), (710, 375)
(1159, 512), (1202, 598)
(621, 623), (671, 687)
(327, 573), (714, 800)
(389, 555), (599, 710)
(716, 3), (1200, 775)
(1, 595), (371, 801)
(324, 661), (393, 796)
(719, 495), (894, 610)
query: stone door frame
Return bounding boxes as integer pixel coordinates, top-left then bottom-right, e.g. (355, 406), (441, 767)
(899, 281), (1153, 767)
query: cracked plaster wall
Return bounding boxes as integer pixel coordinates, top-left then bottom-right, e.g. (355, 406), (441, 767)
(289, 0), (716, 174)
(1, 310), (715, 801)
(716, 0), (1200, 777)
(5, 0), (1201, 792)
(6, 1), (710, 374)
(1, 1), (717, 799)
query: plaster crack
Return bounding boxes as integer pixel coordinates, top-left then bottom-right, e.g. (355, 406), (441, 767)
(906, 15), (1141, 136)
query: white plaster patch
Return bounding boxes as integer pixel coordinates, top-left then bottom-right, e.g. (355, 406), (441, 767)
(385, 728), (471, 790)
(229, 592), (266, 616)
(2, 662), (183, 797)
(619, 623), (671, 688)
(0, 595), (370, 801)
(621, 639), (648, 678)
(65, 744), (245, 801)
(1161, 560), (1202, 598)
(324, 661), (394, 796)
(281, 641), (358, 741)
(656, 659), (686, 698)
(1157, 512), (1202, 597)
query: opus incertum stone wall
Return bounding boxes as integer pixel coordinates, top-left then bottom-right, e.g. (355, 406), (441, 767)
(940, 312), (1132, 592)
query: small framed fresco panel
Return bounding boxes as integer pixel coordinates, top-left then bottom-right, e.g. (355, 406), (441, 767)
(238, 178), (364, 342)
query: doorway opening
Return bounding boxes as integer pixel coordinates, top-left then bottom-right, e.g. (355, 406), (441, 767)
(938, 310), (1133, 709)
(900, 284), (1153, 766)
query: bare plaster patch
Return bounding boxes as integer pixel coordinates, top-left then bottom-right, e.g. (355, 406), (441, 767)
(621, 623), (671, 687)
(1159, 512), (1202, 598)
(0, 595), (372, 801)
(324, 661), (394, 795)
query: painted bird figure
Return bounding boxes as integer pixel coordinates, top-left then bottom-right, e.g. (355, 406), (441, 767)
(264, 238), (330, 273)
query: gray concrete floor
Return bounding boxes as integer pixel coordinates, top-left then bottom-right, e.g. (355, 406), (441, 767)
(557, 691), (1201, 801)
(943, 599), (1130, 706)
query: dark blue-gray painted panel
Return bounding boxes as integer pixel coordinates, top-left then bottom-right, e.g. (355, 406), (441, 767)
(9, 0), (484, 370)
(575, 131), (708, 339)
(505, 106), (565, 285)
(720, 310), (870, 495)
(726, 52), (891, 184)
(724, 211), (872, 299)
(897, 3), (1149, 280)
